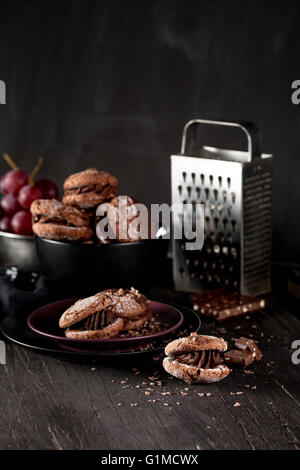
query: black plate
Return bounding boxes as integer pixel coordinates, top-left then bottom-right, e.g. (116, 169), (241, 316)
(0, 302), (201, 360)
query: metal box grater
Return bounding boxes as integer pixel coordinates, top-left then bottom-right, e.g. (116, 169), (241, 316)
(171, 119), (273, 296)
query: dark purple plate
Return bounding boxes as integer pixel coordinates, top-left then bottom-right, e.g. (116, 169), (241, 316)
(1, 303), (200, 358)
(27, 298), (184, 346)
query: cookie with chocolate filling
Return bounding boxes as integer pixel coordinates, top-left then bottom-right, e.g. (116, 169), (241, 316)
(65, 315), (123, 340)
(63, 168), (118, 209)
(163, 333), (230, 384)
(103, 287), (151, 319)
(59, 292), (114, 328)
(59, 292), (123, 339)
(31, 199), (93, 242)
(96, 195), (151, 244)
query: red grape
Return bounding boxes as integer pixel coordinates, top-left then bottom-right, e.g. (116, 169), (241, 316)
(18, 184), (42, 209)
(0, 216), (12, 232)
(0, 193), (21, 216)
(11, 210), (32, 236)
(1, 169), (28, 195)
(35, 179), (59, 199)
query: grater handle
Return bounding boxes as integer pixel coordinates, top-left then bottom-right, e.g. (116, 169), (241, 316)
(181, 119), (261, 160)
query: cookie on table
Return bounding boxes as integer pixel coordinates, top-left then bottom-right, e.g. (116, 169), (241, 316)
(163, 333), (230, 384)
(31, 199), (94, 242)
(63, 168), (118, 209)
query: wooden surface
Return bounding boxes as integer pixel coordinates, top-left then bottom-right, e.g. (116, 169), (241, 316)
(0, 291), (299, 450)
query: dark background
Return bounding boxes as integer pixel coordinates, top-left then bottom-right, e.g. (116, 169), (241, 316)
(0, 0), (299, 264)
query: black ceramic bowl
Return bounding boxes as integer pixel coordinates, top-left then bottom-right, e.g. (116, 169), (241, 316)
(0, 230), (39, 271)
(35, 236), (169, 296)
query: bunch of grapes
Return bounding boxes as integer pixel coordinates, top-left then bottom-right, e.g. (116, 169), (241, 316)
(0, 154), (58, 236)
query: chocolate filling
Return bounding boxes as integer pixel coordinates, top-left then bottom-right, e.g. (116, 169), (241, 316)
(174, 350), (224, 369)
(33, 214), (77, 227)
(64, 183), (115, 197)
(70, 308), (116, 331)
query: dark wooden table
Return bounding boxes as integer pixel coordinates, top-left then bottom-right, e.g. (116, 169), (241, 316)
(0, 289), (299, 450)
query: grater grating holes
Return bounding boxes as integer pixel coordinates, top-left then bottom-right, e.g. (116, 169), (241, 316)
(174, 168), (241, 290)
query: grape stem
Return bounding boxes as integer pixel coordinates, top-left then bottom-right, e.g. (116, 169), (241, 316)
(29, 157), (44, 185)
(3, 153), (18, 170)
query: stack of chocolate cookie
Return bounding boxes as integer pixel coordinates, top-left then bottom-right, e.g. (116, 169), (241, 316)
(59, 287), (152, 339)
(30, 167), (149, 244)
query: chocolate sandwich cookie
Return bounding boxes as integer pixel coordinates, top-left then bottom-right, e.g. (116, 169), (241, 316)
(97, 195), (150, 244)
(65, 315), (123, 340)
(103, 287), (151, 320)
(31, 199), (94, 242)
(163, 333), (230, 384)
(63, 168), (118, 209)
(59, 292), (114, 328)
(59, 292), (123, 339)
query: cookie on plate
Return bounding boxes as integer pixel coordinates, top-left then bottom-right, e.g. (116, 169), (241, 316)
(31, 199), (94, 242)
(59, 292), (123, 339)
(103, 287), (151, 320)
(163, 333), (230, 384)
(59, 288), (151, 339)
(63, 168), (118, 209)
